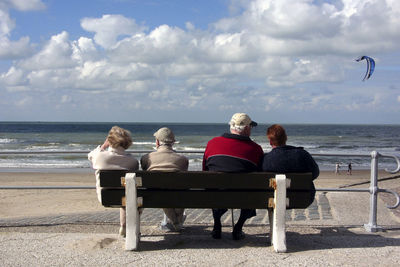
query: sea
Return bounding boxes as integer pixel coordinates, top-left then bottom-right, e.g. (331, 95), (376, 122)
(1, 122), (399, 172)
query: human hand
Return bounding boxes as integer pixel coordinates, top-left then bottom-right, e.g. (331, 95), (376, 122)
(101, 139), (110, 150)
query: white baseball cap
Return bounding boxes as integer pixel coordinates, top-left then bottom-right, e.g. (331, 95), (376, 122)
(229, 113), (258, 127)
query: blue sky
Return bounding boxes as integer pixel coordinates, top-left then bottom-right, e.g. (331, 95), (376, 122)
(1, 0), (399, 124)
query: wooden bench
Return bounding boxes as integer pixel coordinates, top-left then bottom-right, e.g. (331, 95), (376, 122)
(100, 170), (314, 252)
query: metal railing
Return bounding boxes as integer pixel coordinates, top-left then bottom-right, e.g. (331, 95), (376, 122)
(0, 150), (399, 232)
(312, 151), (400, 232)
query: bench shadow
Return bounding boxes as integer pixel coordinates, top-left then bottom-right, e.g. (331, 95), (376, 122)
(137, 225), (270, 251)
(285, 226), (400, 253)
(136, 225), (400, 252)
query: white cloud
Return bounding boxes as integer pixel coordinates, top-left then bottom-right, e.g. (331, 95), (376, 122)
(1, 0), (400, 122)
(81, 14), (145, 49)
(20, 31), (76, 70)
(2, 0), (45, 11)
(0, 9), (32, 59)
(0, 8), (15, 36)
(0, 1), (44, 59)
(72, 37), (97, 63)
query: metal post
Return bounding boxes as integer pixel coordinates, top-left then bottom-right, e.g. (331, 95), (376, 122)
(364, 151), (382, 232)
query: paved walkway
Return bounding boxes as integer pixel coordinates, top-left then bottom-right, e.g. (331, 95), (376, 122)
(1, 191), (400, 266)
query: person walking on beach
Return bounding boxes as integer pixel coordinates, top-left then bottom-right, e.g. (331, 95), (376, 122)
(140, 127), (189, 232)
(203, 113), (264, 240)
(88, 126), (139, 237)
(347, 162), (352, 175)
(262, 124), (319, 204)
(335, 162), (340, 175)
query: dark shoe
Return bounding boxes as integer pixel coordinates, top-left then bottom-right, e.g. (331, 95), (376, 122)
(232, 230), (245, 240)
(211, 228), (222, 239)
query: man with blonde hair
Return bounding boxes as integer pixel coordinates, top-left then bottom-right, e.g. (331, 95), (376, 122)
(141, 127), (189, 231)
(88, 126), (139, 237)
(203, 113), (264, 240)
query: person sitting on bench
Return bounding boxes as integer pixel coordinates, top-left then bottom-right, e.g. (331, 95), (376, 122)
(140, 127), (189, 232)
(262, 124), (319, 202)
(88, 126), (139, 237)
(203, 113), (264, 240)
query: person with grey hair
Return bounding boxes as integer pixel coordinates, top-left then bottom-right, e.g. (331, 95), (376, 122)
(88, 126), (139, 238)
(203, 113), (264, 240)
(140, 127), (189, 231)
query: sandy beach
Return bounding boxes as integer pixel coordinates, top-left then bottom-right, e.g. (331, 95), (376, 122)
(1, 169), (399, 266)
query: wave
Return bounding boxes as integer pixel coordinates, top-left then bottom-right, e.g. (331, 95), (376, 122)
(176, 146), (205, 151)
(0, 161), (90, 169)
(0, 138), (16, 144)
(133, 141), (154, 145)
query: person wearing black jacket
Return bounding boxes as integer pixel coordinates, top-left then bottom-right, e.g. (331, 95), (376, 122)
(262, 124), (319, 203)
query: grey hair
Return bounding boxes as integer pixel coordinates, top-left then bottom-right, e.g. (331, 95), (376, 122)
(230, 124), (247, 133)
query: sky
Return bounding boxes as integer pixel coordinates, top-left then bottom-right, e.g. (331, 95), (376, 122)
(0, 0), (399, 124)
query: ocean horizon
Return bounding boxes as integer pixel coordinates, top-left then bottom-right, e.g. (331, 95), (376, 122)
(1, 121), (399, 172)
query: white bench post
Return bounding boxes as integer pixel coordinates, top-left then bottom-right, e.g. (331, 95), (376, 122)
(125, 173), (140, 251)
(271, 174), (287, 253)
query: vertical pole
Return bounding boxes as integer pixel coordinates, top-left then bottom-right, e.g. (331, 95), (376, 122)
(272, 174), (287, 252)
(364, 151), (382, 232)
(125, 173), (140, 250)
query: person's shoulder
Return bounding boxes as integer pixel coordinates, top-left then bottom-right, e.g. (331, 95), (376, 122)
(262, 151), (271, 160)
(210, 135), (225, 141)
(292, 146), (314, 159)
(174, 150), (188, 160)
(206, 135), (226, 145)
(252, 141), (263, 152)
(252, 140), (263, 147)
(139, 152), (151, 160)
(127, 154), (139, 163)
(181, 154), (189, 162)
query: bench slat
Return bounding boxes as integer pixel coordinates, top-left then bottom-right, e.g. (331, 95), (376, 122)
(99, 171), (313, 190)
(101, 189), (314, 209)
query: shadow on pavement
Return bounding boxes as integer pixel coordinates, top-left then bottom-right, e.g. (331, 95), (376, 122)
(135, 225), (400, 253)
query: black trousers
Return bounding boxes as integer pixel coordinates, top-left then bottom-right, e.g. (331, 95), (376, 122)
(212, 208), (256, 222)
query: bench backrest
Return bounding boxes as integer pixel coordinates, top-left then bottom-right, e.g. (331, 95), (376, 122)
(100, 170), (314, 209)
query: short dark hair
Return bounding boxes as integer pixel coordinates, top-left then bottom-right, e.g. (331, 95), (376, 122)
(267, 124), (287, 146)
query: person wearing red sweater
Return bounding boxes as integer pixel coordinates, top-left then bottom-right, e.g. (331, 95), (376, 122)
(203, 113), (264, 240)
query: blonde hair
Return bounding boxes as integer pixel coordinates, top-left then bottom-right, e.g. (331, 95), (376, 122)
(107, 126), (132, 149)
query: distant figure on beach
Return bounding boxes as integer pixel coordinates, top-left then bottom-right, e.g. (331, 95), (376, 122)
(347, 162), (352, 175)
(203, 113), (264, 240)
(262, 124), (319, 204)
(140, 127), (188, 232)
(335, 163), (340, 175)
(88, 126), (139, 237)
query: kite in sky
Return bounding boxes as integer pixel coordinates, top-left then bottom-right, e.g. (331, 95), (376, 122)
(356, 56), (375, 81)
